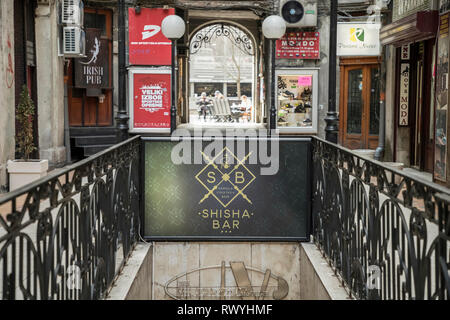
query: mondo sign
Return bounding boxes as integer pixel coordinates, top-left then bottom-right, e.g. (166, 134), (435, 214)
(337, 23), (381, 56)
(128, 7), (174, 65)
(143, 137), (312, 241)
(276, 32), (320, 59)
(129, 68), (171, 132)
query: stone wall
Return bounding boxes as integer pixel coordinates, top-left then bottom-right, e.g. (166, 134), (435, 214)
(0, 0), (16, 191)
(35, 1), (66, 165)
(108, 242), (350, 300)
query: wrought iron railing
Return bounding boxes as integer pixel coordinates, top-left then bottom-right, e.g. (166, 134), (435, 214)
(312, 137), (450, 300)
(0, 136), (140, 300)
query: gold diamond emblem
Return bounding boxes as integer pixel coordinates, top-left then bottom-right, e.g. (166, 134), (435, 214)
(195, 147), (256, 208)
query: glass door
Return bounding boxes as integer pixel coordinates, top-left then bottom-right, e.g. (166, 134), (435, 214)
(340, 60), (380, 150)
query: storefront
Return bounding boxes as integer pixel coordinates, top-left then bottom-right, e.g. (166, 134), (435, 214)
(434, 0), (450, 185)
(380, 0), (439, 175)
(336, 22), (382, 150)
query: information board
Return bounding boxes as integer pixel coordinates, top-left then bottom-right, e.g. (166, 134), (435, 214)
(143, 137), (312, 241)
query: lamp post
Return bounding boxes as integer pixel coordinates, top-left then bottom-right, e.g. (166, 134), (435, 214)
(262, 15), (286, 132)
(161, 15), (186, 134)
(116, 0), (129, 142)
(324, 0), (339, 143)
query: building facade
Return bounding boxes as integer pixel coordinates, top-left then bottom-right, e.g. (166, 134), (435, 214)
(0, 0), (388, 191)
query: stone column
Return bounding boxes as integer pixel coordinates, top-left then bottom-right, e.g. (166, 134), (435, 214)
(35, 1), (66, 164)
(0, 0), (15, 191)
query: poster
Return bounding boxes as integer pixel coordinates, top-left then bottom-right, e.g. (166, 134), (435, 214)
(129, 69), (171, 132)
(435, 12), (449, 182)
(74, 28), (109, 88)
(128, 8), (174, 66)
(276, 32), (320, 59)
(143, 138), (311, 241)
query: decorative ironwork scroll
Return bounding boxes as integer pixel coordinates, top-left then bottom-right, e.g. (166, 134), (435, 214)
(190, 23), (254, 56)
(312, 137), (450, 300)
(0, 136), (141, 300)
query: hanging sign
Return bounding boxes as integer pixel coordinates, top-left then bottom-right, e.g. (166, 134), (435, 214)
(74, 28), (109, 88)
(129, 68), (171, 132)
(401, 44), (410, 60)
(276, 32), (320, 59)
(128, 8), (174, 66)
(337, 23), (381, 56)
(399, 63), (410, 126)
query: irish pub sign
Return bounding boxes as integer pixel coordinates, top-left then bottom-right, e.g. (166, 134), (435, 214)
(143, 137), (312, 240)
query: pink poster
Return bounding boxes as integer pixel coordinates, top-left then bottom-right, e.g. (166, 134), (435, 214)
(298, 76), (312, 87)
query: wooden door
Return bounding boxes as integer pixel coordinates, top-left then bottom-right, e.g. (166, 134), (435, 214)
(68, 8), (113, 127)
(339, 58), (381, 150)
(410, 40), (435, 173)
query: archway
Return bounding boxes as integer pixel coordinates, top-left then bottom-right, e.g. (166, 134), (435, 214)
(187, 21), (260, 126)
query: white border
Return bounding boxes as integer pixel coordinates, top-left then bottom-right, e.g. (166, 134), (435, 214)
(128, 67), (172, 134)
(275, 68), (319, 134)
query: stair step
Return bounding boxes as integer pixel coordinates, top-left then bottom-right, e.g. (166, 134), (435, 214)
(74, 135), (117, 146)
(83, 145), (113, 156)
(70, 127), (117, 137)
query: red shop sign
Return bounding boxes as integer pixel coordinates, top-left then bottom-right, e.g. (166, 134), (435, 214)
(130, 69), (171, 131)
(128, 7), (174, 66)
(276, 32), (320, 59)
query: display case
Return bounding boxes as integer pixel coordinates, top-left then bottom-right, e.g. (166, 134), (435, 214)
(275, 69), (319, 134)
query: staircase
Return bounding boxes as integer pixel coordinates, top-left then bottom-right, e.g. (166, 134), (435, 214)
(70, 127), (118, 158)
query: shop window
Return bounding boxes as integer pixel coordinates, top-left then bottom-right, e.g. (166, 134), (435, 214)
(275, 69), (318, 133)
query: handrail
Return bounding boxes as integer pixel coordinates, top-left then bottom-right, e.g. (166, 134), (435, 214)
(311, 136), (450, 300)
(0, 135), (141, 300)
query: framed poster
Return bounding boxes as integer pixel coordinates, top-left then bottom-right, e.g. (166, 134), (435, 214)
(128, 7), (174, 66)
(129, 68), (171, 133)
(276, 32), (320, 59)
(142, 137), (312, 241)
(275, 68), (319, 134)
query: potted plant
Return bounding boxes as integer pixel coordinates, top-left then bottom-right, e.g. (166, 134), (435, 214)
(7, 85), (48, 191)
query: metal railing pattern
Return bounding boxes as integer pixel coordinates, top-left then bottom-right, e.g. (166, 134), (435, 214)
(312, 137), (450, 300)
(0, 136), (140, 300)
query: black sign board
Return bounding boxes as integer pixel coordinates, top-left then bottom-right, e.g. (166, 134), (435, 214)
(142, 137), (312, 241)
(74, 28), (109, 89)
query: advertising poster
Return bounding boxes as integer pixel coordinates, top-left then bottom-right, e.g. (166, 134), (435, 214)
(435, 12), (449, 182)
(128, 7), (174, 65)
(130, 69), (171, 131)
(143, 138), (311, 240)
(276, 32), (320, 59)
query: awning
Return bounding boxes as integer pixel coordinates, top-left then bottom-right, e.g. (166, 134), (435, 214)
(380, 11), (439, 46)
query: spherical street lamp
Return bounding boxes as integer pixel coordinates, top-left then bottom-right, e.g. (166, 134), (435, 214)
(262, 15), (286, 39)
(262, 15), (286, 131)
(161, 14), (186, 40)
(161, 15), (186, 133)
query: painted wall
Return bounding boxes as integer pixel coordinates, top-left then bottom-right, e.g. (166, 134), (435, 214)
(0, 0), (16, 191)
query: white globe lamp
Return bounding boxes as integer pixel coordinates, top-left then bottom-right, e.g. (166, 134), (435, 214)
(161, 15), (186, 40)
(262, 15), (286, 39)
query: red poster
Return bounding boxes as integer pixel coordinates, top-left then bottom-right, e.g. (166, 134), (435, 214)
(276, 32), (320, 59)
(128, 8), (174, 65)
(132, 71), (171, 129)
